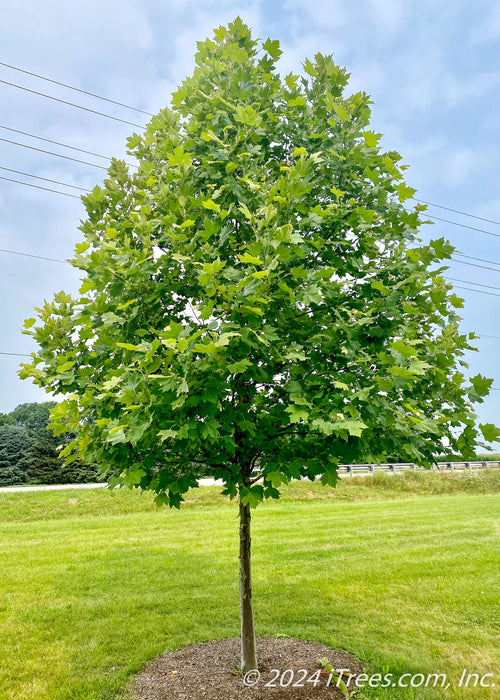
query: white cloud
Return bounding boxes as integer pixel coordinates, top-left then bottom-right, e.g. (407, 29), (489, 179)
(470, 4), (500, 43)
(364, 0), (407, 36)
(442, 148), (483, 186)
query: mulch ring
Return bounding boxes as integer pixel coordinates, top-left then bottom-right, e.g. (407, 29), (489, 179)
(134, 636), (364, 699)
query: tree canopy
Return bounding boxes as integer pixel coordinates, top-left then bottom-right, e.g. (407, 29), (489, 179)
(20, 18), (499, 670)
(0, 401), (102, 485)
(10, 401), (57, 434)
(21, 19), (497, 504)
(0, 424), (31, 486)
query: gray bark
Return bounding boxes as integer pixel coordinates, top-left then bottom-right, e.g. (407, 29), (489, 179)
(239, 497), (258, 671)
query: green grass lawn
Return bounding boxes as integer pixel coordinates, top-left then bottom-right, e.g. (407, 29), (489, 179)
(0, 471), (498, 699)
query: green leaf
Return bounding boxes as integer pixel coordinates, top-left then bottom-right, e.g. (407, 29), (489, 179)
(106, 426), (127, 444)
(265, 471), (288, 488)
(303, 58), (316, 77)
(332, 103), (349, 121)
(321, 468), (339, 487)
(240, 486), (264, 508)
(311, 418), (336, 436)
(395, 182), (416, 202)
(116, 342), (143, 351)
(214, 331), (240, 348)
(470, 374), (493, 397)
(285, 405), (309, 423)
(228, 358), (251, 373)
(234, 104), (262, 127)
(102, 376), (121, 391)
(159, 428), (177, 442)
(201, 199), (220, 213)
(329, 418), (367, 438)
(288, 96), (306, 107)
(262, 38), (282, 59)
(479, 423), (500, 442)
(238, 252), (264, 265)
(167, 146), (192, 168)
(75, 241), (90, 254)
(363, 131), (381, 148)
(391, 340), (416, 359)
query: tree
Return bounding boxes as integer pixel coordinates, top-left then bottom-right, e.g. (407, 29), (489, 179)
(0, 401), (97, 485)
(25, 429), (63, 484)
(0, 424), (32, 486)
(27, 429), (103, 484)
(10, 401), (57, 433)
(20, 19), (499, 671)
(0, 412), (14, 427)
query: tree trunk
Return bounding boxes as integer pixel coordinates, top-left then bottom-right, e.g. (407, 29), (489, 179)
(239, 497), (258, 671)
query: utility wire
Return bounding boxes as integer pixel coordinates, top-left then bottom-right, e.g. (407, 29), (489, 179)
(452, 284), (500, 298)
(0, 68), (496, 231)
(415, 198), (500, 228)
(0, 78), (144, 129)
(0, 175), (80, 199)
(2, 126), (499, 243)
(0, 166), (87, 191)
(0, 351), (31, 357)
(3, 238), (500, 305)
(0, 247), (67, 263)
(0, 124), (137, 167)
(0, 61), (493, 237)
(423, 213), (500, 240)
(455, 252), (500, 267)
(450, 259), (500, 273)
(445, 277), (500, 291)
(0, 61), (154, 117)
(0, 136), (107, 169)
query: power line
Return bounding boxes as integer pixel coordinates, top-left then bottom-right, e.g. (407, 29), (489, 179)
(3, 238), (500, 301)
(423, 213), (500, 240)
(452, 284), (500, 298)
(0, 175), (80, 199)
(0, 247), (67, 263)
(0, 124), (138, 167)
(450, 258), (500, 273)
(0, 61), (154, 117)
(476, 334), (500, 340)
(0, 136), (107, 169)
(0, 78), (144, 129)
(0, 62), (499, 235)
(416, 198), (500, 228)
(2, 126), (499, 243)
(454, 252), (500, 267)
(445, 277), (500, 291)
(0, 351), (31, 357)
(3, 164), (500, 283)
(0, 166), (87, 191)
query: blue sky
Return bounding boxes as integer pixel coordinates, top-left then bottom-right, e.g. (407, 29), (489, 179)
(1, 0), (499, 443)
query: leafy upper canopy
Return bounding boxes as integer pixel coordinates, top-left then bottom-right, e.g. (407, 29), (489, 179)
(20, 19), (499, 507)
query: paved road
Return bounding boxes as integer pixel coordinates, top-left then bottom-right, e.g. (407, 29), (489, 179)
(0, 479), (224, 493)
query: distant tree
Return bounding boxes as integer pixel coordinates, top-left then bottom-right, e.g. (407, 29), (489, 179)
(10, 401), (57, 434)
(0, 424), (32, 486)
(26, 429), (63, 484)
(0, 412), (14, 427)
(27, 429), (103, 484)
(20, 20), (500, 671)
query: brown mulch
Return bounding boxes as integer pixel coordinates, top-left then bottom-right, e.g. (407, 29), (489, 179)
(134, 636), (364, 699)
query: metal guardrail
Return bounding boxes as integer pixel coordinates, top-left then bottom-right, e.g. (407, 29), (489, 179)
(337, 461), (500, 475)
